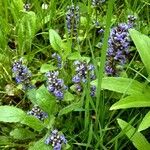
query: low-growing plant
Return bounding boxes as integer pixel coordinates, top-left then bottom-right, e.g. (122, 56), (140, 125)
(0, 0), (150, 150)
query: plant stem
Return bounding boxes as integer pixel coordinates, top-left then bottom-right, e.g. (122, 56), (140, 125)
(95, 0), (115, 142)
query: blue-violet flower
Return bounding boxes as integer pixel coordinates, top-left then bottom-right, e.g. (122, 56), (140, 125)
(12, 58), (32, 89)
(105, 15), (136, 76)
(27, 105), (48, 121)
(45, 129), (67, 150)
(66, 5), (80, 37)
(46, 71), (67, 100)
(72, 60), (96, 97)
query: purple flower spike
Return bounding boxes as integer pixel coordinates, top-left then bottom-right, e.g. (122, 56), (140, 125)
(46, 71), (66, 100)
(45, 129), (67, 150)
(54, 90), (64, 100)
(12, 58), (32, 89)
(72, 75), (81, 83)
(27, 105), (48, 121)
(66, 5), (80, 37)
(54, 143), (62, 150)
(72, 60), (96, 97)
(105, 16), (136, 76)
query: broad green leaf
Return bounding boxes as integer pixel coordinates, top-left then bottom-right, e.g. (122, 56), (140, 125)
(80, 57), (91, 63)
(117, 119), (150, 150)
(26, 88), (37, 105)
(10, 128), (35, 140)
(67, 52), (81, 60)
(58, 101), (82, 116)
(29, 138), (52, 150)
(138, 111), (150, 131)
(129, 29), (150, 75)
(36, 85), (57, 116)
(0, 106), (44, 131)
(70, 85), (77, 92)
(64, 91), (74, 102)
(110, 94), (150, 110)
(91, 77), (150, 95)
(80, 16), (88, 27)
(45, 115), (55, 129)
(21, 115), (45, 131)
(61, 42), (72, 60)
(40, 63), (57, 73)
(41, 15), (51, 25)
(0, 106), (25, 122)
(49, 29), (62, 51)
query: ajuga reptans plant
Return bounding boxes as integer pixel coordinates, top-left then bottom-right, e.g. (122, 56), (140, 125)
(105, 15), (137, 76)
(72, 60), (96, 97)
(66, 5), (80, 37)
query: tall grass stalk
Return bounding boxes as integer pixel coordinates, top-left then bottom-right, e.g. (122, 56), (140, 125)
(95, 0), (115, 139)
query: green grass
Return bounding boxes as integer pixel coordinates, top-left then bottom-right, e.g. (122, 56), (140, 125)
(0, 0), (150, 149)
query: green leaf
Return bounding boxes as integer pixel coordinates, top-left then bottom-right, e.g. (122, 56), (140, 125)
(10, 128), (35, 140)
(80, 16), (88, 27)
(11, 0), (23, 11)
(0, 106), (25, 122)
(117, 118), (150, 150)
(0, 136), (11, 145)
(80, 57), (91, 63)
(0, 106), (44, 131)
(29, 138), (52, 150)
(64, 91), (74, 102)
(36, 85), (57, 116)
(67, 52), (81, 60)
(40, 63), (57, 73)
(17, 11), (37, 53)
(10, 0), (24, 22)
(138, 111), (150, 132)
(26, 88), (37, 105)
(91, 77), (150, 95)
(129, 29), (150, 75)
(110, 94), (150, 110)
(61, 42), (72, 60)
(49, 29), (62, 52)
(21, 115), (45, 131)
(58, 101), (82, 116)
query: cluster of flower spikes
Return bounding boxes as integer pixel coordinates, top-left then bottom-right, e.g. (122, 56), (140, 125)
(66, 5), (80, 37)
(52, 53), (62, 69)
(27, 105), (48, 121)
(105, 15), (137, 76)
(46, 71), (67, 100)
(72, 60), (96, 97)
(12, 58), (32, 89)
(45, 129), (67, 150)
(92, 0), (105, 7)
